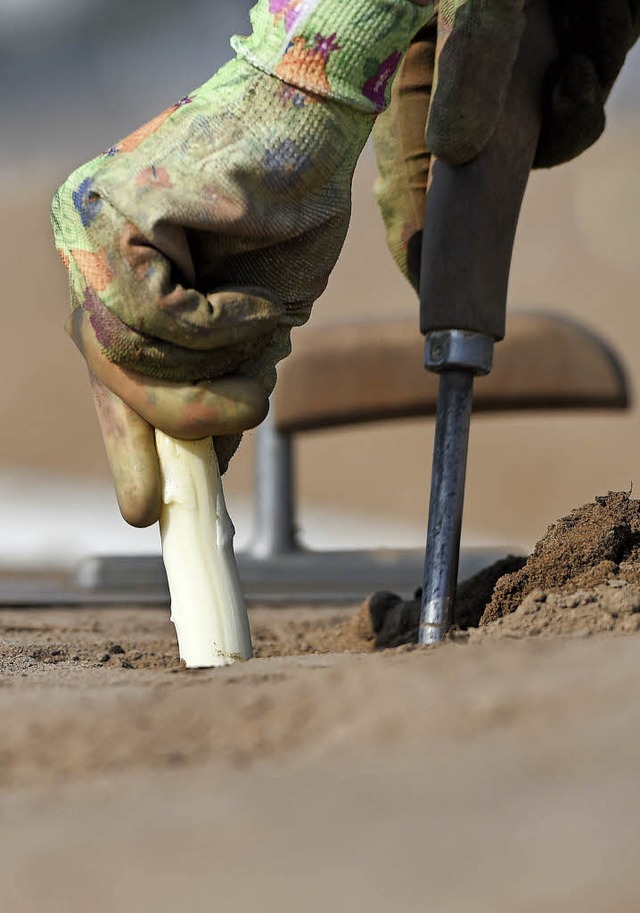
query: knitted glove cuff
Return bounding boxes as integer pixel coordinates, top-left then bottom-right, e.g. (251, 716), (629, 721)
(232, 0), (435, 113)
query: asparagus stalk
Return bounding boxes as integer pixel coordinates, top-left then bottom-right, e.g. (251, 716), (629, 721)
(154, 430), (253, 668)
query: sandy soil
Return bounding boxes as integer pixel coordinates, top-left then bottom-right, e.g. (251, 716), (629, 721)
(2, 494), (640, 910)
(1, 605), (640, 911)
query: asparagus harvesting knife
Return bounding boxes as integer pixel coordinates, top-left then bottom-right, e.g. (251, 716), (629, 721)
(419, 0), (556, 644)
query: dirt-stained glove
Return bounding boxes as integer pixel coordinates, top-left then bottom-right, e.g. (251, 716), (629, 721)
(373, 0), (640, 287)
(51, 0), (433, 525)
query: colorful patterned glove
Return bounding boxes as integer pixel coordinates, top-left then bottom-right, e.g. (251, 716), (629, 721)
(51, 0), (433, 525)
(373, 0), (640, 287)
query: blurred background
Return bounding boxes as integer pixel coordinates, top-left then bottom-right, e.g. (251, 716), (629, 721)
(2, 0), (640, 571)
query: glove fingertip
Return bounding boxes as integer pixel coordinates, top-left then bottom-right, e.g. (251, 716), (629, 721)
(89, 375), (163, 528)
(427, 2), (526, 164)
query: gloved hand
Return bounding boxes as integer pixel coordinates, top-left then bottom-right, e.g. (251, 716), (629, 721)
(373, 0), (640, 286)
(51, 0), (433, 526)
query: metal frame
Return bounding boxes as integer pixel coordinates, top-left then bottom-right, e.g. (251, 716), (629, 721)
(250, 410), (298, 557)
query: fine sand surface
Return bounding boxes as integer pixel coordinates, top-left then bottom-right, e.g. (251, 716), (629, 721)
(3, 493), (640, 910)
(2, 607), (640, 911)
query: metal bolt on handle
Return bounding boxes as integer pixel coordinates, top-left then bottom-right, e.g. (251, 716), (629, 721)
(425, 330), (494, 375)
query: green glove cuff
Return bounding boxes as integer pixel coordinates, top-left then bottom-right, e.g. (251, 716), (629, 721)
(232, 0), (434, 112)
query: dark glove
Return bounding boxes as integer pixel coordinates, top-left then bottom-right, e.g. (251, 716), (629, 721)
(373, 0), (639, 286)
(537, 0), (640, 166)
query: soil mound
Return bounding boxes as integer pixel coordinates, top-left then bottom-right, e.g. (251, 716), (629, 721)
(482, 491), (640, 624)
(343, 492), (640, 648)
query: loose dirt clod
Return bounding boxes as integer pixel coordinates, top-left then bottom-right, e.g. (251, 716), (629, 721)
(344, 590), (419, 650)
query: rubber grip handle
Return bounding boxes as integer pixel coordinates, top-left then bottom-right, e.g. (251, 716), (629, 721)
(419, 0), (557, 341)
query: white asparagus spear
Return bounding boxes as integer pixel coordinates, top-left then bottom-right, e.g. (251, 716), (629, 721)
(154, 430), (253, 668)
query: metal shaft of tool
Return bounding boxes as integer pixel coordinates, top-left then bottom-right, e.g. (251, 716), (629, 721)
(419, 371), (473, 644)
(417, 0), (556, 644)
(419, 331), (494, 644)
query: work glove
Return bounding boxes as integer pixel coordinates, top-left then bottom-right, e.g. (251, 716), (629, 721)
(373, 0), (640, 287)
(51, 0), (433, 526)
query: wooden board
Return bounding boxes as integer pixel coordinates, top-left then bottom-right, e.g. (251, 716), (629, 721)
(274, 312), (629, 434)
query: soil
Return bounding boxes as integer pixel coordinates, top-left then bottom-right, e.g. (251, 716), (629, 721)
(335, 492), (640, 649)
(483, 490), (640, 618)
(4, 492), (640, 910)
